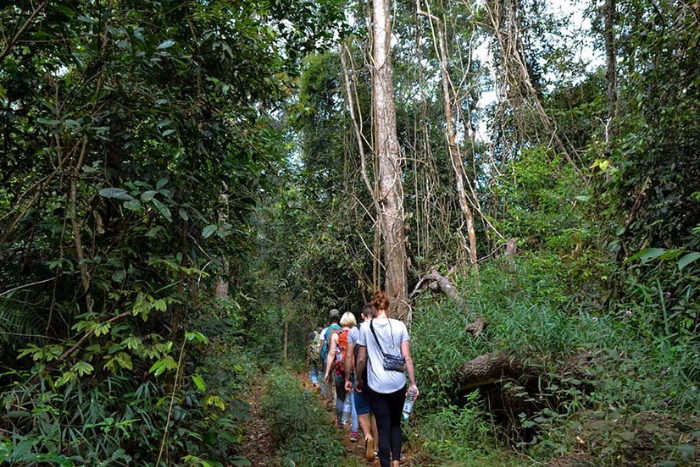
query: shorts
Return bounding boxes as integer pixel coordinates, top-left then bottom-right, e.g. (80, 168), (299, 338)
(353, 380), (372, 415)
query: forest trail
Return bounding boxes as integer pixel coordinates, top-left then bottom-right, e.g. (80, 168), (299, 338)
(239, 376), (276, 467)
(239, 370), (420, 467)
(295, 371), (382, 465)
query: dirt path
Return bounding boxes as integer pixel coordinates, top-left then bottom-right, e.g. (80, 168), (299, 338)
(238, 369), (422, 467)
(238, 377), (275, 467)
(296, 371), (380, 465)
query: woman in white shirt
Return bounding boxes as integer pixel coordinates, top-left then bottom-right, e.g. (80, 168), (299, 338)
(355, 291), (419, 467)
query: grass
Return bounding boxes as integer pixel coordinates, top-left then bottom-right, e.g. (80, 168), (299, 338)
(407, 259), (700, 465)
(259, 368), (362, 467)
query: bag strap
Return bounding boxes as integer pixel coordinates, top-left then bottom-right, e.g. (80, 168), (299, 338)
(369, 319), (387, 354)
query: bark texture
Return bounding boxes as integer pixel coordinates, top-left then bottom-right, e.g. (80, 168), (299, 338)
(464, 314), (486, 337)
(410, 268), (460, 300)
(372, 0), (408, 320)
(457, 352), (522, 390)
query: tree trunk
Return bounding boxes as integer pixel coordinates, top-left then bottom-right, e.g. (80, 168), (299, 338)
(372, 0), (408, 320)
(283, 323), (288, 362)
(457, 352), (522, 390)
(416, 1), (478, 271)
(410, 268), (460, 301)
(339, 44), (382, 292)
(604, 0), (617, 142)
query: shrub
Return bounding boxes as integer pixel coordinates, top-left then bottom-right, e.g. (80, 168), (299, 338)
(259, 368), (358, 467)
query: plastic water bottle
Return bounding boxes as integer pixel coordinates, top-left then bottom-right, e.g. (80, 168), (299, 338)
(402, 387), (418, 420)
(341, 394), (352, 425)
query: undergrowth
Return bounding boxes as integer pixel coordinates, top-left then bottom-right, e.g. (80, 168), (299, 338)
(0, 328), (256, 467)
(409, 257), (700, 465)
(259, 368), (361, 467)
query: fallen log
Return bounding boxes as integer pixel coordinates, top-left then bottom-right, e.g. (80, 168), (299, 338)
(410, 268), (460, 300)
(457, 352), (523, 391)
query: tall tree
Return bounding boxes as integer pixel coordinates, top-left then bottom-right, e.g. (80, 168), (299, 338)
(416, 0), (479, 271)
(372, 0), (408, 319)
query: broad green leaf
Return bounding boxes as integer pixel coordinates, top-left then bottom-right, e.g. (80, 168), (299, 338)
(115, 352), (133, 370)
(72, 361), (94, 377)
(179, 208), (189, 221)
(149, 356), (177, 376)
(99, 188), (134, 201)
(37, 118), (61, 126)
(161, 129), (175, 137)
(203, 395), (225, 410)
(121, 335), (143, 351)
(123, 199), (141, 211)
(156, 178), (169, 189)
(185, 331), (208, 343)
(677, 444), (695, 460)
(55, 371), (77, 387)
(627, 248), (666, 264)
(94, 322), (111, 337)
(202, 224), (217, 238)
(146, 226), (166, 238)
(151, 198), (172, 221)
(141, 190), (157, 202)
(678, 252), (700, 271)
(192, 374), (206, 392)
(112, 270), (126, 283)
(157, 39), (176, 49)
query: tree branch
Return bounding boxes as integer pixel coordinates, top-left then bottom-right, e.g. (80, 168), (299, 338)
(0, 0), (51, 65)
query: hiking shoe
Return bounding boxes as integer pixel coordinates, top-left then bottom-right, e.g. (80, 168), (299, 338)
(349, 431), (359, 442)
(365, 436), (375, 461)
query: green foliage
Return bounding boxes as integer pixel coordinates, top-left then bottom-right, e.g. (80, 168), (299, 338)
(259, 368), (357, 467)
(411, 298), (479, 410)
(0, 0), (346, 463)
(410, 258), (700, 463)
(415, 395), (526, 466)
(0, 329), (254, 466)
(492, 148), (592, 252)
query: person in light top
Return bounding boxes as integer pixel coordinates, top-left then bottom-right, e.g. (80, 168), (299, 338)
(355, 291), (418, 467)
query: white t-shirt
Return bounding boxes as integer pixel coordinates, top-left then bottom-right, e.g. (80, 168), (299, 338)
(348, 326), (360, 345)
(357, 317), (410, 394)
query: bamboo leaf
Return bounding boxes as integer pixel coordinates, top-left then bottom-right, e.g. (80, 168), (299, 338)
(678, 252), (700, 271)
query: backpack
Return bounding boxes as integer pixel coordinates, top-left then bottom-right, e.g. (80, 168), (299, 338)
(309, 331), (322, 361)
(320, 324), (341, 362)
(334, 329), (352, 375)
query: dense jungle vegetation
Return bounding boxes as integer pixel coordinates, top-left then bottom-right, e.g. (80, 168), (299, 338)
(1, 0), (699, 466)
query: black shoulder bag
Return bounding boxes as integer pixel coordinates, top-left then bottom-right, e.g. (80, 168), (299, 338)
(369, 319), (406, 372)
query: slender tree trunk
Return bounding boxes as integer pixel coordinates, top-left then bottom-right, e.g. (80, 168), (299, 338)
(339, 44), (382, 291)
(372, 0), (408, 320)
(283, 323), (288, 362)
(417, 2), (478, 271)
(70, 138), (90, 293)
(216, 192), (230, 299)
(604, 0), (617, 142)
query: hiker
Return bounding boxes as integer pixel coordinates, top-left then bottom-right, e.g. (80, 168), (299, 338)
(324, 311), (357, 427)
(307, 326), (323, 388)
(319, 308), (342, 402)
(345, 303), (379, 460)
(356, 291), (418, 467)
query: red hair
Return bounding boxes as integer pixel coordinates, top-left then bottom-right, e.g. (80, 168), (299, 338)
(371, 290), (390, 314)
